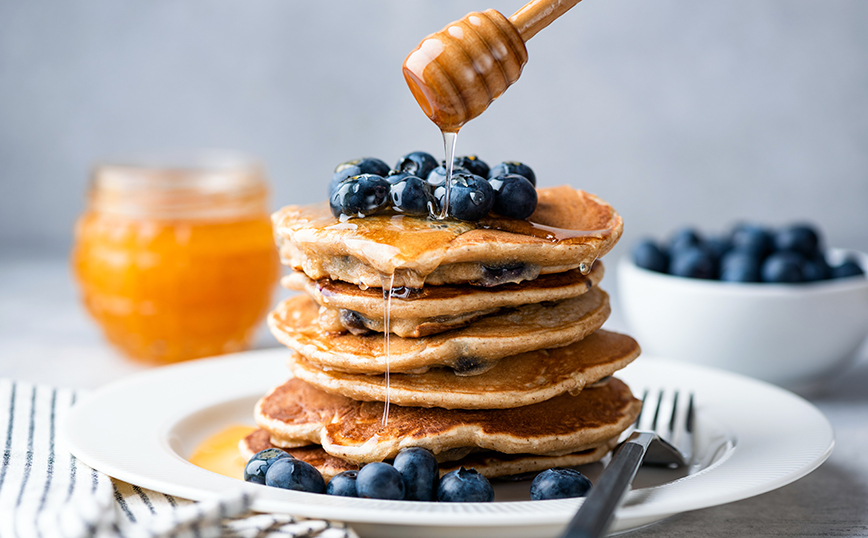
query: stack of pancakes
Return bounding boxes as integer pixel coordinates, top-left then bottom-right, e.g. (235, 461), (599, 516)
(241, 186), (643, 480)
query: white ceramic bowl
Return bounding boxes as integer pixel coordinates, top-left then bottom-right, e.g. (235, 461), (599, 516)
(617, 249), (868, 390)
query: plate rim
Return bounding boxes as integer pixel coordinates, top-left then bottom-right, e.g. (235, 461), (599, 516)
(61, 348), (834, 531)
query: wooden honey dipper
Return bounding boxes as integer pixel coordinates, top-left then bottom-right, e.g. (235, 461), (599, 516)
(403, 0), (584, 133)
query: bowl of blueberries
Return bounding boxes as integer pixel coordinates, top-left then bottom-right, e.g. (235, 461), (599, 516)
(618, 222), (868, 391)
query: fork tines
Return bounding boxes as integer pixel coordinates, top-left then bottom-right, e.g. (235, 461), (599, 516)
(634, 388), (694, 466)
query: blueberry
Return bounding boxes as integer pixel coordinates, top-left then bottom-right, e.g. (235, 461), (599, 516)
(530, 468), (592, 500)
(329, 164), (362, 195)
(339, 157), (390, 177)
(719, 251), (762, 282)
(761, 252), (805, 283)
(668, 227), (702, 254)
(802, 255), (832, 281)
(326, 470), (359, 497)
(244, 448), (292, 485)
(730, 224), (773, 258)
(670, 247), (716, 279)
(452, 155), (490, 178)
(393, 447), (439, 502)
(329, 174), (390, 218)
(831, 257), (865, 279)
(394, 151), (439, 179)
(481, 262), (531, 286)
(330, 158), (391, 195)
(356, 462), (405, 500)
(437, 467), (494, 502)
(385, 171), (411, 185)
(703, 235), (732, 264)
(774, 224), (822, 258)
(390, 175), (437, 216)
(488, 174), (537, 220)
(427, 165), (469, 187)
(631, 239), (669, 273)
(265, 457), (325, 493)
(488, 162), (536, 187)
(434, 172), (495, 221)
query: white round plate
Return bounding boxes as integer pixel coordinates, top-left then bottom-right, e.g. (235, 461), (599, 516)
(62, 350), (833, 538)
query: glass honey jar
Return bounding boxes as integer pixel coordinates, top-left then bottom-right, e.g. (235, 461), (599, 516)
(72, 153), (280, 364)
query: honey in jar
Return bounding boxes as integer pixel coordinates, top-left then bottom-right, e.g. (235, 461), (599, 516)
(72, 154), (280, 364)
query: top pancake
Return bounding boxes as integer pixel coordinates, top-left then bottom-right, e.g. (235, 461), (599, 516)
(273, 186), (623, 288)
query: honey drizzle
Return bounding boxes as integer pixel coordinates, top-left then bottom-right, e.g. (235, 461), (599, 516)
(438, 131), (458, 220)
(381, 272), (396, 426)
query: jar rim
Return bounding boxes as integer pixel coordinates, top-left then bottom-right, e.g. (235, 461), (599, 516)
(88, 150), (269, 220)
(94, 150), (264, 192)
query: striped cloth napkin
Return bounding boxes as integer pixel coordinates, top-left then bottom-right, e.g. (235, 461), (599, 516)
(0, 379), (358, 538)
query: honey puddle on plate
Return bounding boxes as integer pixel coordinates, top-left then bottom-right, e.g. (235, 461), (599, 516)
(188, 425), (256, 479)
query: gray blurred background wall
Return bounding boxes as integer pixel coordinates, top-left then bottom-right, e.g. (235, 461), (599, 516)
(2, 0), (867, 259)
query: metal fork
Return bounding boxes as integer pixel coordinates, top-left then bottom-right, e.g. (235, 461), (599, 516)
(559, 389), (695, 538)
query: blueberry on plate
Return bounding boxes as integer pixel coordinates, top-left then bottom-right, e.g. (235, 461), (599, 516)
(356, 462), (405, 500)
(390, 175), (437, 216)
(326, 470), (359, 497)
(244, 448), (292, 485)
(530, 468), (592, 500)
(488, 174), (537, 220)
(452, 155), (490, 178)
(394, 151), (439, 180)
(437, 467), (494, 502)
(631, 239), (669, 273)
(393, 447), (439, 502)
(730, 223), (774, 258)
(265, 457), (325, 493)
(668, 227), (702, 254)
(719, 250), (762, 283)
(831, 257), (865, 279)
(774, 223), (822, 258)
(761, 252), (805, 283)
(427, 165), (469, 187)
(488, 162), (536, 187)
(434, 172), (495, 221)
(669, 246), (716, 279)
(329, 174), (391, 218)
(330, 157), (391, 195)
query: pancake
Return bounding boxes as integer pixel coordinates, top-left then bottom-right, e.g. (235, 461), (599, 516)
(287, 330), (640, 409)
(240, 428), (620, 480)
(314, 301), (502, 338)
(268, 288), (611, 375)
(273, 187), (623, 288)
(254, 377), (640, 464)
(284, 262), (605, 338)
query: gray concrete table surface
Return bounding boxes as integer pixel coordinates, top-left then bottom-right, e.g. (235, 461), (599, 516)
(1, 256), (866, 537)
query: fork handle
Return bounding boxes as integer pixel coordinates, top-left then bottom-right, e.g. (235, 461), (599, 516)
(560, 432), (655, 538)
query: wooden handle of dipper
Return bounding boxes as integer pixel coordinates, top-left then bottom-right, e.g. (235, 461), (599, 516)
(403, 0), (584, 132)
(510, 0), (584, 42)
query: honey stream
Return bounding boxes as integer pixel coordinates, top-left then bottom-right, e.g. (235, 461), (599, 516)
(438, 131), (458, 220)
(381, 273), (396, 426)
